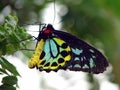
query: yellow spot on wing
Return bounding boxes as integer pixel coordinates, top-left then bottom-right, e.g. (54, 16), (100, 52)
(28, 39), (44, 68)
(64, 55), (71, 61)
(53, 38), (64, 46)
(50, 66), (58, 69)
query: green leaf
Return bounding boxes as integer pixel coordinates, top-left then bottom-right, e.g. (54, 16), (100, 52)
(0, 84), (16, 90)
(6, 44), (16, 54)
(0, 26), (6, 35)
(4, 23), (14, 32)
(2, 76), (18, 85)
(0, 41), (7, 56)
(5, 15), (18, 27)
(0, 57), (20, 76)
(0, 68), (9, 75)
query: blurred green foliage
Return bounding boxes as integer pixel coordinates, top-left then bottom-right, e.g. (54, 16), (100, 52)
(0, 15), (31, 56)
(0, 57), (19, 90)
(0, 15), (31, 89)
(0, 0), (120, 89)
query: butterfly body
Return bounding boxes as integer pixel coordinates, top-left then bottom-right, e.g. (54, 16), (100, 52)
(28, 24), (109, 74)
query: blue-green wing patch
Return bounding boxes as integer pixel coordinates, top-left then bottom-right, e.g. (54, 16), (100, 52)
(38, 37), (71, 72)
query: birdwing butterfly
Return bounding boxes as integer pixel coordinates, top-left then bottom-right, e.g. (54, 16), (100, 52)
(28, 24), (109, 74)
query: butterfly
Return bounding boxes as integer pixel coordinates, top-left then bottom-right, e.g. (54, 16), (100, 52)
(28, 24), (109, 74)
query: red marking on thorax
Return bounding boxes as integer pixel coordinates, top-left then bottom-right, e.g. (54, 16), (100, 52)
(44, 29), (52, 34)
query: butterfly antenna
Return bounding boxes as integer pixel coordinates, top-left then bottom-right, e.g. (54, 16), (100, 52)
(34, 22), (46, 32)
(40, 23), (47, 32)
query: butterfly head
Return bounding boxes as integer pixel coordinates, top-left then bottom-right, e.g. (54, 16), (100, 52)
(38, 24), (55, 40)
(42, 24), (54, 34)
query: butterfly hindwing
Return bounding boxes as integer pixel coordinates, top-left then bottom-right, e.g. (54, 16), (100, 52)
(29, 37), (71, 72)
